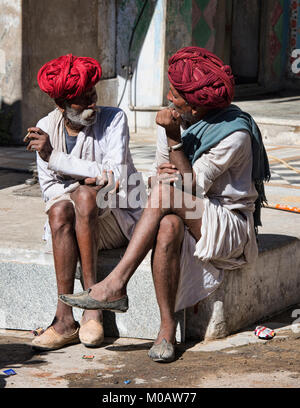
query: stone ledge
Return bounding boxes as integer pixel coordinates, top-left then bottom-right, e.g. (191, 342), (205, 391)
(0, 246), (184, 342)
(0, 234), (299, 343)
(186, 234), (300, 341)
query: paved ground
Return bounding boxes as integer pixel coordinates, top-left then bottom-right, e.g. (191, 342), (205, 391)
(0, 113), (300, 389)
(1, 307), (300, 389)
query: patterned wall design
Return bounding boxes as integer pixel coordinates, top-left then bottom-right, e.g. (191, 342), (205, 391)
(191, 0), (217, 51)
(269, 1), (283, 78)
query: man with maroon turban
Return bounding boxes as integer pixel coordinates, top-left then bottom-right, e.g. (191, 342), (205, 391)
(26, 54), (142, 351)
(60, 47), (270, 363)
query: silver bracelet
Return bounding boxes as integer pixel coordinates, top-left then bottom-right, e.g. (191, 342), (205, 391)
(168, 142), (183, 152)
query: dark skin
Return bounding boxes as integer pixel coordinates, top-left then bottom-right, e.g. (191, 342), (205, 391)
(78, 84), (211, 345)
(26, 87), (117, 335)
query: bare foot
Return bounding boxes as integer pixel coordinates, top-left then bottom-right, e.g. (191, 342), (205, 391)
(88, 275), (127, 303)
(155, 323), (177, 345)
(80, 309), (103, 325)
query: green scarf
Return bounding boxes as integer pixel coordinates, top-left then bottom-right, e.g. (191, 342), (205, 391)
(181, 104), (271, 228)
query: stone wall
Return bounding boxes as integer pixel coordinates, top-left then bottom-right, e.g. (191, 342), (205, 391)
(0, 0), (22, 144)
(21, 0), (100, 136)
(1, 0), (299, 144)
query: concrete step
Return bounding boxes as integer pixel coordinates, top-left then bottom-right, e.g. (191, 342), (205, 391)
(186, 233), (300, 340)
(0, 208), (299, 343)
(234, 96), (300, 146)
(0, 245), (184, 342)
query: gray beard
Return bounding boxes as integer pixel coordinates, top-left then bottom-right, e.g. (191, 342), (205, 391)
(64, 106), (99, 129)
(168, 102), (199, 128)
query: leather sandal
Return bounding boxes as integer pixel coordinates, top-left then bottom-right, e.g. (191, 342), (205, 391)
(148, 338), (176, 363)
(79, 319), (104, 348)
(31, 326), (80, 351)
(59, 289), (129, 312)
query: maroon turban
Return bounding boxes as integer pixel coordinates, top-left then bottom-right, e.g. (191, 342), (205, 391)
(168, 47), (234, 109)
(37, 54), (102, 100)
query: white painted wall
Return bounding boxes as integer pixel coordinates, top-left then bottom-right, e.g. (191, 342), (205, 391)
(117, 0), (167, 133)
(0, 0), (22, 106)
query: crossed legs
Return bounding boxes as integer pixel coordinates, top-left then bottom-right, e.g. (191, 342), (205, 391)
(48, 186), (102, 335)
(81, 183), (204, 344)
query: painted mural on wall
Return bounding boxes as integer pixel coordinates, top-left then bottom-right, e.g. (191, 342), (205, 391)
(268, 0), (290, 79)
(191, 0), (217, 51)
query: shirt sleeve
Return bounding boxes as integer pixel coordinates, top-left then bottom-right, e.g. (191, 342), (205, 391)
(47, 110), (129, 181)
(150, 125), (170, 175)
(35, 117), (77, 202)
(101, 109), (129, 181)
(47, 150), (102, 180)
(192, 130), (251, 196)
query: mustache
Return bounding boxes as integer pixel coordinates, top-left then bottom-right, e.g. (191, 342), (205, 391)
(81, 107), (99, 120)
(167, 102), (176, 109)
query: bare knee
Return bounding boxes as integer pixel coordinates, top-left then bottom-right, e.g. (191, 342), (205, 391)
(72, 186), (98, 218)
(156, 215), (184, 251)
(48, 201), (75, 235)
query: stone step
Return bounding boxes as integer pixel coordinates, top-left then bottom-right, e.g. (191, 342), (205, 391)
(186, 233), (300, 340)
(1, 228), (299, 342)
(0, 246), (184, 342)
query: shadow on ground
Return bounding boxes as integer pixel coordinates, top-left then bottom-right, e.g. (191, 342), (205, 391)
(0, 339), (49, 388)
(0, 170), (29, 190)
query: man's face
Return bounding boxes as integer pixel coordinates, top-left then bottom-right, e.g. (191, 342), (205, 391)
(167, 83), (198, 124)
(167, 84), (190, 113)
(63, 87), (99, 128)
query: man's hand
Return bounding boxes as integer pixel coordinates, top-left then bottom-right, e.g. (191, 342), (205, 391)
(156, 108), (181, 141)
(83, 170), (120, 193)
(148, 163), (180, 188)
(25, 127), (53, 162)
(157, 162), (180, 176)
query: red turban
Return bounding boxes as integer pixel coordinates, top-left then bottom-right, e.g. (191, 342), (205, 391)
(37, 54), (102, 100)
(168, 47), (234, 109)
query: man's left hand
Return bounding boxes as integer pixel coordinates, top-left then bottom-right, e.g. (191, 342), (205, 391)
(25, 127), (53, 162)
(83, 170), (120, 193)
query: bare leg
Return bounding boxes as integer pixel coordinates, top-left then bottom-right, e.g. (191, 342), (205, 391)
(151, 214), (184, 344)
(88, 183), (203, 301)
(48, 201), (79, 335)
(71, 186), (102, 324)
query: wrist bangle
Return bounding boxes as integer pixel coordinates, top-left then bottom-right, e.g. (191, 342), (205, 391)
(168, 142), (183, 152)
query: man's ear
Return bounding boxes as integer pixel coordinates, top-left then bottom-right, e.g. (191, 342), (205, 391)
(54, 98), (65, 112)
(191, 106), (199, 116)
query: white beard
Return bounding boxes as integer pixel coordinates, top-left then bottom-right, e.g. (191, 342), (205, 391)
(64, 106), (100, 128)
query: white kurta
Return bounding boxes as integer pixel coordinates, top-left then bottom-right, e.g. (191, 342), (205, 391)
(152, 126), (259, 312)
(36, 107), (142, 243)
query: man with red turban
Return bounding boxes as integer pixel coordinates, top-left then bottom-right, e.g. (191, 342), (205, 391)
(26, 54), (142, 351)
(60, 47), (270, 363)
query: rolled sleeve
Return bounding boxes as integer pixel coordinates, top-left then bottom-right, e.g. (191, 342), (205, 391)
(48, 150), (102, 179)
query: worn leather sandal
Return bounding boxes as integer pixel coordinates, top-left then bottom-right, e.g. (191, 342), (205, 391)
(79, 319), (104, 348)
(31, 326), (80, 351)
(148, 338), (176, 363)
(59, 289), (129, 312)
